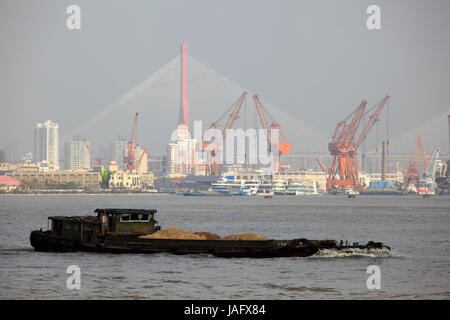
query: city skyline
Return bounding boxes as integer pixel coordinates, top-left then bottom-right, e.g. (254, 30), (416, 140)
(1, 1), (450, 162)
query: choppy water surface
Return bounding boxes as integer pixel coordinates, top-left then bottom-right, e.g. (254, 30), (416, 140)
(0, 194), (449, 299)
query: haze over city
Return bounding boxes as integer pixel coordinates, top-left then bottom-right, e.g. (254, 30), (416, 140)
(1, 0), (449, 162)
(1, 1), (450, 303)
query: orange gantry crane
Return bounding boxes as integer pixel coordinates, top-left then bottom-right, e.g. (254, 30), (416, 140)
(125, 113), (139, 172)
(252, 95), (291, 156)
(405, 135), (423, 188)
(202, 91), (248, 176)
(327, 94), (390, 191)
(252, 95), (291, 171)
(83, 138), (100, 169)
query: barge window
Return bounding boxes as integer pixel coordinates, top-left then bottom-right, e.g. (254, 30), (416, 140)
(120, 214), (131, 222)
(120, 213), (150, 222)
(138, 214), (149, 221)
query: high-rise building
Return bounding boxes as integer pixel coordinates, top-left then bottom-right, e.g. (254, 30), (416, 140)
(112, 136), (128, 170)
(64, 136), (91, 170)
(34, 120), (59, 168)
(167, 124), (196, 175)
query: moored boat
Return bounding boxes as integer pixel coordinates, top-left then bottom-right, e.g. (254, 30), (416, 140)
(286, 180), (320, 195)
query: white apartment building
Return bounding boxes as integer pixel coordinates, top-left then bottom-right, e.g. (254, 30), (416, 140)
(64, 136), (92, 170)
(166, 124), (196, 175)
(34, 120), (59, 168)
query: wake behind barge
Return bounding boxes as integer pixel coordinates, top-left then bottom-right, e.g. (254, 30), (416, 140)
(30, 208), (390, 258)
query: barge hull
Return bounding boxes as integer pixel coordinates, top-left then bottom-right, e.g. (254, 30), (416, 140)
(30, 231), (385, 258)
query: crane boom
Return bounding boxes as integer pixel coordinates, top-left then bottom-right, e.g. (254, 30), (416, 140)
(202, 92), (248, 175)
(253, 94), (291, 155)
(342, 100), (367, 146)
(135, 149), (148, 171)
(223, 91), (248, 138)
(425, 147), (440, 178)
(125, 113), (139, 172)
(253, 95), (271, 132)
(313, 157), (329, 173)
(83, 138), (96, 169)
(355, 95), (390, 149)
(329, 100), (367, 153)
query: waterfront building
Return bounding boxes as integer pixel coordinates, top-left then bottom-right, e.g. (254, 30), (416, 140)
(0, 176), (22, 192)
(108, 170), (141, 189)
(109, 160), (119, 172)
(7, 169), (100, 189)
(140, 172), (155, 190)
(358, 171), (404, 188)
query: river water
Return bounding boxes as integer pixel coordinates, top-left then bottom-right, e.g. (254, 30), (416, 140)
(0, 194), (449, 299)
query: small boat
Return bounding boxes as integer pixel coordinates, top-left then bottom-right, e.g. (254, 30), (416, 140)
(29, 208), (391, 258)
(183, 190), (203, 196)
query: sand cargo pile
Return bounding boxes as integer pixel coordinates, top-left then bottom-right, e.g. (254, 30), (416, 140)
(138, 228), (268, 241)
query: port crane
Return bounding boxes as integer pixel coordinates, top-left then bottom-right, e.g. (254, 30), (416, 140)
(313, 156), (330, 173)
(252, 95), (291, 172)
(418, 146), (440, 194)
(134, 148), (148, 172)
(202, 91), (248, 176)
(125, 113), (139, 172)
(83, 138), (100, 169)
(327, 94), (390, 191)
(405, 135), (423, 189)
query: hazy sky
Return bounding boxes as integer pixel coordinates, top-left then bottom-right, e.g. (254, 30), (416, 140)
(1, 0), (449, 161)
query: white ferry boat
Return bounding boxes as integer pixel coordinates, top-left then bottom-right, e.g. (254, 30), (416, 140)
(272, 179), (288, 195)
(286, 180), (320, 195)
(210, 176), (244, 195)
(256, 180), (273, 196)
(241, 180), (260, 196)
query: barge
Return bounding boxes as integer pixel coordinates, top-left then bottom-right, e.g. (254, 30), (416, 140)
(30, 208), (390, 258)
